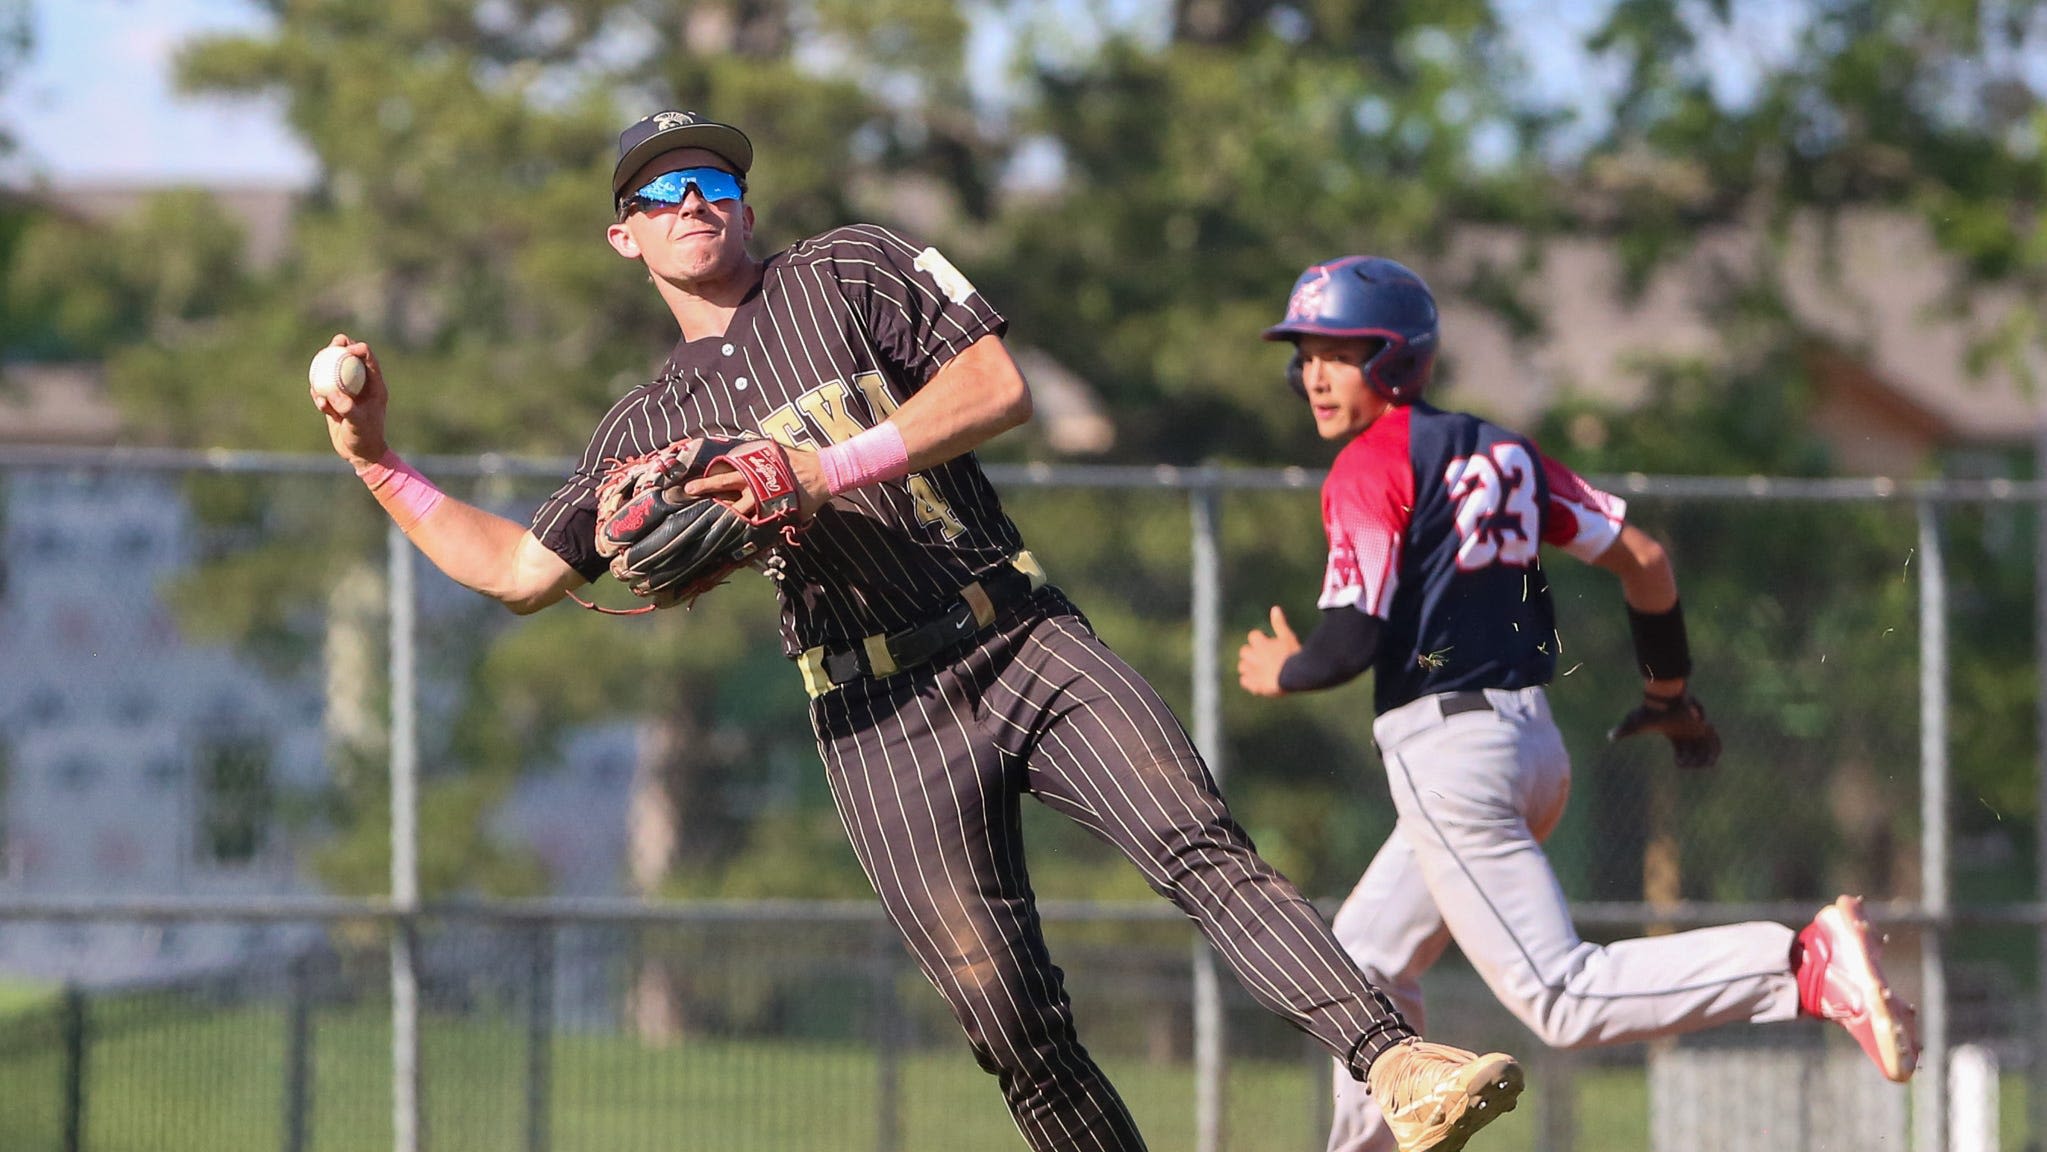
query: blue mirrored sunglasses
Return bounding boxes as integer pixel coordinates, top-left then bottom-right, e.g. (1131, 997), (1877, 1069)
(623, 167), (745, 213)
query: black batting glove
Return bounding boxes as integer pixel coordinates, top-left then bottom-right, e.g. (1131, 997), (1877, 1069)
(1608, 691), (1722, 771)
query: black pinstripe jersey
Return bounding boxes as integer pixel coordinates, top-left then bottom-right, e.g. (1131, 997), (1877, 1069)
(530, 224), (1025, 655)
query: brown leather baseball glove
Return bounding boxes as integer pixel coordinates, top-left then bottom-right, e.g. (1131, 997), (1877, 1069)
(589, 435), (803, 610)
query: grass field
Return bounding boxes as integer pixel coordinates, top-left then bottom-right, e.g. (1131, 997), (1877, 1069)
(0, 979), (55, 1017)
(0, 998), (2010, 1152)
(0, 998), (1650, 1152)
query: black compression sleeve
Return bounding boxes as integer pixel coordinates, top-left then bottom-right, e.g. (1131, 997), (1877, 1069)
(1277, 607), (1382, 693)
(1626, 599), (1693, 681)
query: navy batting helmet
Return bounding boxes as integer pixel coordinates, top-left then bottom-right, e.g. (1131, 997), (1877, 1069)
(1263, 256), (1439, 403)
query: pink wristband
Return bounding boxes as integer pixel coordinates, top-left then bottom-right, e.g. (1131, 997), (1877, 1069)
(817, 421), (910, 495)
(355, 450), (446, 532)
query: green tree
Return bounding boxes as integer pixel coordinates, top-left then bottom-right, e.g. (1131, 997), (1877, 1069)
(1587, 0), (2043, 822)
(989, 0), (1548, 465)
(1585, 0), (2047, 329)
(0, 0), (39, 355)
(0, 0), (25, 154)
(4, 190), (254, 364)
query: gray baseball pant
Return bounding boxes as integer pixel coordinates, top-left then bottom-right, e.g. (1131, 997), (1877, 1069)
(1327, 685), (1800, 1152)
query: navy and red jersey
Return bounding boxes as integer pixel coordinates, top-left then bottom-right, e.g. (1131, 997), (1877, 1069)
(529, 225), (1023, 656)
(1318, 401), (1627, 714)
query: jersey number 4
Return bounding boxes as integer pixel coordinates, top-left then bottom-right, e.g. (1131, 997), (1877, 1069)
(1444, 443), (1540, 570)
(759, 371), (969, 541)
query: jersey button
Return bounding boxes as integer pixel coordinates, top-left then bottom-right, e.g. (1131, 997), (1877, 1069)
(735, 376), (749, 390)
(721, 343), (734, 356)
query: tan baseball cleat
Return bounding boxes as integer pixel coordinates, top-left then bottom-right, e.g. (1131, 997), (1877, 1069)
(1366, 1038), (1524, 1152)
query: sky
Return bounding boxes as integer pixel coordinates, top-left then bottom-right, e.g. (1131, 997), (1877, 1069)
(0, 0), (1797, 188)
(0, 0), (315, 185)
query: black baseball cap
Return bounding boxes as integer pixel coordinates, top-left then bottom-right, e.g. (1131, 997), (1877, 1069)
(612, 111), (754, 203)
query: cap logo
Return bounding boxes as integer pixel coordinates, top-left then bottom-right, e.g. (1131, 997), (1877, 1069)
(1285, 267), (1332, 324)
(652, 111), (697, 131)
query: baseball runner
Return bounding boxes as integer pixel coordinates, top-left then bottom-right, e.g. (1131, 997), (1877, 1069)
(310, 112), (1528, 1152)
(1235, 255), (1922, 1152)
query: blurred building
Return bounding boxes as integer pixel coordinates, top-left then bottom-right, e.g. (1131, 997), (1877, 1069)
(1425, 209), (2047, 475)
(0, 361), (120, 444)
(0, 468), (328, 981)
(0, 462), (645, 985)
(20, 182), (299, 269)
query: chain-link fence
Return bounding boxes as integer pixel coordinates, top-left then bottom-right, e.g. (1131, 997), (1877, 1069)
(0, 908), (1352, 1152)
(1, 449), (2041, 1151)
(0, 907), (2021, 1152)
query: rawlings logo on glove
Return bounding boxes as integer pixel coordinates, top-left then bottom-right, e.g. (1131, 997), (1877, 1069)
(584, 435), (804, 612)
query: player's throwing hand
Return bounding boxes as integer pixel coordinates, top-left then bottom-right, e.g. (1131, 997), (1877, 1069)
(308, 334), (391, 469)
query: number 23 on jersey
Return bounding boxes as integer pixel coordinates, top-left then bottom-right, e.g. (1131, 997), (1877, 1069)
(1445, 443), (1540, 570)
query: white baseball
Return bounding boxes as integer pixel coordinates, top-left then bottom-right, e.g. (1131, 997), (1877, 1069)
(309, 345), (367, 398)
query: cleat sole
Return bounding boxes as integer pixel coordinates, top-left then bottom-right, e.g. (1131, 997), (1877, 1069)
(1827, 896), (1918, 1083)
(1428, 1055), (1523, 1152)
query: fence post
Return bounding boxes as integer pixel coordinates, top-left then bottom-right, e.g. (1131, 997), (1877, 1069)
(1535, 1047), (1575, 1152)
(388, 521), (423, 1152)
(873, 923), (903, 1152)
(1917, 498), (1950, 1152)
(1950, 1043), (1999, 1152)
(59, 986), (84, 1152)
(526, 925), (552, 1152)
(2035, 424), (2047, 1152)
(284, 954), (312, 1152)
(1189, 475), (1226, 1152)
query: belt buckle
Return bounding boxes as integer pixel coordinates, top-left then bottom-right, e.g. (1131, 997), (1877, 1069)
(822, 648), (866, 686)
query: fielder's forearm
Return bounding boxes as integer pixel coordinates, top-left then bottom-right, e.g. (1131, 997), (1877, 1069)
(1597, 524), (1678, 613)
(398, 499), (546, 604)
(886, 335), (1033, 471)
(357, 454), (578, 613)
(1593, 525), (1688, 692)
(814, 336), (1031, 497)
(1614, 558), (1678, 616)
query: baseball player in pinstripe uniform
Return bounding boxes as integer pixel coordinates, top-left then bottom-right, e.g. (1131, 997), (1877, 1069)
(1235, 256), (1922, 1152)
(310, 113), (1529, 1151)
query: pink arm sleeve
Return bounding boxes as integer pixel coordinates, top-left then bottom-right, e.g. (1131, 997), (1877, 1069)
(355, 451), (447, 533)
(817, 421), (911, 495)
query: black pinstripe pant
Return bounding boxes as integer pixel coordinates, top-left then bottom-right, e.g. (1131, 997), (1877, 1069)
(810, 592), (1413, 1152)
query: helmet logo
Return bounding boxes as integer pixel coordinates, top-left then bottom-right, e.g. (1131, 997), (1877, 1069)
(1284, 267), (1333, 325)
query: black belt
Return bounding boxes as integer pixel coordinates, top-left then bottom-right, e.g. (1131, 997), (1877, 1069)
(799, 555), (1046, 696)
(1437, 690), (1493, 717)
